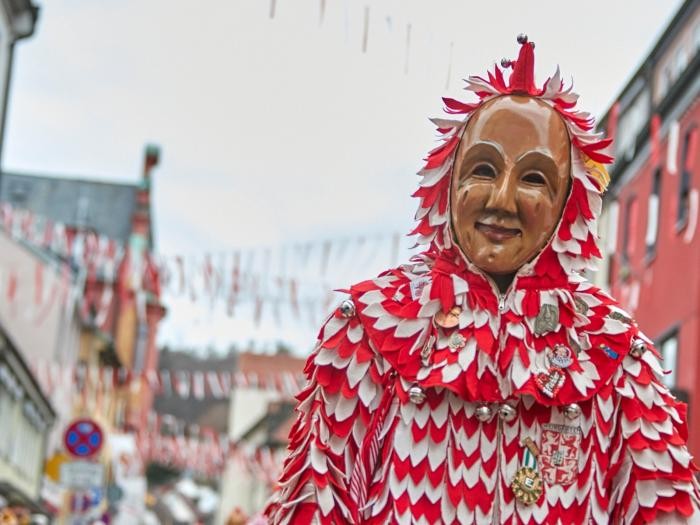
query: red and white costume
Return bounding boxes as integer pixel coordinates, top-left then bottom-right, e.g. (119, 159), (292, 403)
(266, 40), (700, 524)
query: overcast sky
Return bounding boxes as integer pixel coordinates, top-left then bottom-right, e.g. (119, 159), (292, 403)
(2, 0), (683, 353)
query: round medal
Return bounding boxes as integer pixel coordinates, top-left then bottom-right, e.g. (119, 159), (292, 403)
(511, 466), (543, 505)
(434, 306), (462, 328)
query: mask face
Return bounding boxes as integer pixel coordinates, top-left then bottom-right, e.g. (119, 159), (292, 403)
(450, 95), (571, 278)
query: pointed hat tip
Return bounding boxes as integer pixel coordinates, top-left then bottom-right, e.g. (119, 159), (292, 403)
(508, 34), (537, 95)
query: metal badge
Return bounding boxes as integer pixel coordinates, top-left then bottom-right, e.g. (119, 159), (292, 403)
(421, 334), (436, 366)
(568, 334), (582, 356)
(448, 332), (466, 350)
(434, 306), (462, 329)
(534, 304), (559, 336)
(548, 344), (573, 369)
(608, 310), (633, 324)
(573, 297), (589, 314)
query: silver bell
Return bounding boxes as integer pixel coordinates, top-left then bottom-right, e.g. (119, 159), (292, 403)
(475, 403), (493, 422)
(498, 404), (517, 422)
(517, 33), (528, 44)
(630, 338), (648, 358)
(563, 403), (582, 420)
(500, 58), (512, 69)
(408, 385), (426, 404)
(338, 299), (356, 318)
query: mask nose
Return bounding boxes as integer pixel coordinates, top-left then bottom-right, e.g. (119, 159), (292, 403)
(484, 170), (518, 215)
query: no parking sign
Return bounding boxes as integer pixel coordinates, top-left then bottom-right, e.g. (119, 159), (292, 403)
(64, 418), (104, 458)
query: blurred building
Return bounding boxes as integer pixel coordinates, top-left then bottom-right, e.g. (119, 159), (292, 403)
(217, 352), (305, 524)
(153, 347), (238, 437)
(0, 327), (55, 521)
(0, 0), (39, 165)
(0, 227), (81, 454)
(598, 0), (700, 456)
(0, 146), (166, 432)
(0, 146), (165, 520)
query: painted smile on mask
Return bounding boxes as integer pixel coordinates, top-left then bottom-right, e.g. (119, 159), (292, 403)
(450, 95), (571, 290)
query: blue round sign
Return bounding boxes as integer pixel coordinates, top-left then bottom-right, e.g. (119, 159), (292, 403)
(64, 419), (103, 458)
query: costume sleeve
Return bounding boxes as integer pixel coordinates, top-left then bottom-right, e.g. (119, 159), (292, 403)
(608, 342), (700, 524)
(265, 303), (390, 525)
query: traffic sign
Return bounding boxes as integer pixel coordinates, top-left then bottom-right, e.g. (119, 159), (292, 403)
(64, 419), (104, 458)
(60, 461), (105, 489)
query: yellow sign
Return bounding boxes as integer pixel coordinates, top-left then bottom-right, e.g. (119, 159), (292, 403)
(44, 452), (69, 481)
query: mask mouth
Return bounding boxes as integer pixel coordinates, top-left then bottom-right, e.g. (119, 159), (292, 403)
(475, 221), (522, 241)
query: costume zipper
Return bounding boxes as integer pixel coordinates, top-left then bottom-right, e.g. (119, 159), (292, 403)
(492, 415), (503, 524)
(488, 281), (511, 524)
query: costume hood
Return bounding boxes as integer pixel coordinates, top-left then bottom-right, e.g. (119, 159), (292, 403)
(343, 36), (641, 406)
(411, 36), (612, 279)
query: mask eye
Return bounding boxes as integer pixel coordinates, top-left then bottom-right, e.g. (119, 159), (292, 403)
(472, 163), (496, 179)
(522, 171), (546, 185)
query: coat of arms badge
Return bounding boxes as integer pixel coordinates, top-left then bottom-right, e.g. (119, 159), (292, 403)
(539, 423), (581, 486)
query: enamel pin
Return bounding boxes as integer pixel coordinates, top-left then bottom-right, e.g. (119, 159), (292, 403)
(448, 332), (466, 350)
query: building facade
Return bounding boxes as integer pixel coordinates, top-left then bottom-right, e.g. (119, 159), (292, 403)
(0, 0), (38, 165)
(0, 146), (165, 520)
(217, 352), (305, 524)
(0, 328), (55, 520)
(599, 0), (700, 457)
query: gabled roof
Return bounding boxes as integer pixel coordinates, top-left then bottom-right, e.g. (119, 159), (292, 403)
(0, 171), (137, 243)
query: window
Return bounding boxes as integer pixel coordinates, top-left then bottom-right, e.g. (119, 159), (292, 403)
(658, 65), (673, 100)
(645, 169), (662, 259)
(658, 331), (679, 388)
(615, 90), (650, 160)
(0, 387), (11, 457)
(678, 126), (697, 229)
(675, 46), (689, 77)
(605, 200), (619, 288)
(622, 196), (639, 265)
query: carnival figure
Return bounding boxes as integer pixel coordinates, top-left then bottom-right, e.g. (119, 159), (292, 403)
(266, 35), (700, 524)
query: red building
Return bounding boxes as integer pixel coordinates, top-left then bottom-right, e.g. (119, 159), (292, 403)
(599, 0), (700, 456)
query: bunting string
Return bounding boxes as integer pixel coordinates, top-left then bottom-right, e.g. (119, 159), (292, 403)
(0, 202), (406, 328)
(32, 360), (305, 400)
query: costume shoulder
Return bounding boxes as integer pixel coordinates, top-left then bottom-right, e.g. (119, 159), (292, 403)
(265, 278), (395, 524)
(346, 261), (436, 387)
(345, 263), (643, 404)
(571, 281), (700, 521)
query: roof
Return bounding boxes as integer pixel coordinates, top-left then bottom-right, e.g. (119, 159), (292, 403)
(599, 0), (698, 126)
(597, 0), (700, 189)
(237, 352), (306, 375)
(0, 171), (137, 243)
